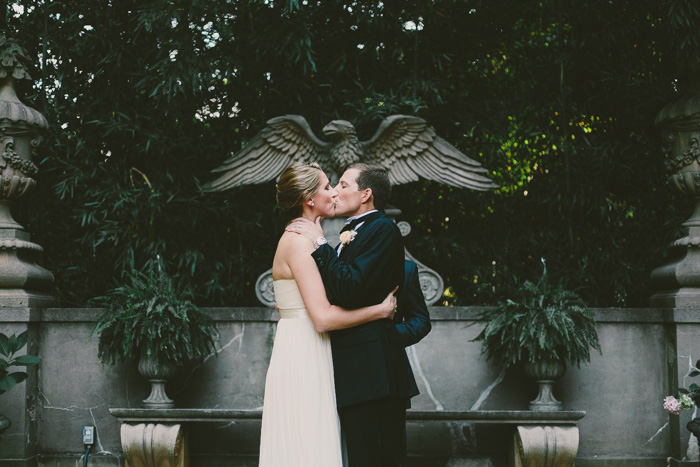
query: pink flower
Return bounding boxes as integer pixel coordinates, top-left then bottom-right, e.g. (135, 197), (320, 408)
(339, 230), (357, 245)
(664, 395), (682, 415)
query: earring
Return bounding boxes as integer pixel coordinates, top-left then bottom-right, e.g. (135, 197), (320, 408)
(309, 200), (315, 207)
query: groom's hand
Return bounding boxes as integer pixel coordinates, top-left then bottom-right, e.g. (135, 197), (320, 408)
(285, 216), (325, 243)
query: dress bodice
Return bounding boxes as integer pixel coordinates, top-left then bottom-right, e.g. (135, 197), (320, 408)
(273, 279), (308, 319)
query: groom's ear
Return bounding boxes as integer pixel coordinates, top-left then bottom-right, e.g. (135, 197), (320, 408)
(360, 187), (373, 204)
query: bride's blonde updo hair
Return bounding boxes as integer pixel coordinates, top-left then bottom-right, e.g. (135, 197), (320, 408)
(276, 163), (323, 221)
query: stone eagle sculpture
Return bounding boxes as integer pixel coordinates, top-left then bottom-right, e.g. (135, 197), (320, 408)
(203, 114), (498, 191)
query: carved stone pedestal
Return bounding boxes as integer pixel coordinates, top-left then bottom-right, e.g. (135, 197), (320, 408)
(121, 423), (187, 467)
(513, 425), (579, 467)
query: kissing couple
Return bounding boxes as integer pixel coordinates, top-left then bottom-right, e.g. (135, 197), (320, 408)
(258, 162), (431, 467)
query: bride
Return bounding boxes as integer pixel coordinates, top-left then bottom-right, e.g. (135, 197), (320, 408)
(258, 163), (397, 467)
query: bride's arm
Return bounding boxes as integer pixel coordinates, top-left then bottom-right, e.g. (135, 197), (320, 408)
(284, 235), (396, 333)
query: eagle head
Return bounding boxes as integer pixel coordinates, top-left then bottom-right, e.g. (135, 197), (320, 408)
(323, 120), (362, 171)
(322, 120), (356, 139)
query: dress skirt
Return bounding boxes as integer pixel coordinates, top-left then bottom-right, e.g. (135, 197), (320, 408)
(258, 279), (344, 467)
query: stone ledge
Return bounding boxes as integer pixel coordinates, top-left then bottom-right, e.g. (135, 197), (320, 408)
(110, 407), (585, 425)
(408, 409), (585, 424)
(667, 460), (699, 467)
(9, 306), (698, 325)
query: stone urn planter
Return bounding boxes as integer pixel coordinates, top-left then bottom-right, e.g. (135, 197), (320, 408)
(523, 359), (566, 411)
(687, 417), (700, 455)
(92, 264), (218, 409)
(138, 353), (177, 408)
(474, 260), (600, 412)
(683, 393), (700, 459)
(0, 414), (10, 440)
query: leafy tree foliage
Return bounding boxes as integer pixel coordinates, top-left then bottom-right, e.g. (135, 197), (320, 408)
(0, 0), (692, 307)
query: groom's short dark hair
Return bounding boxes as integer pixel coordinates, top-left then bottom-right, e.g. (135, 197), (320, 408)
(350, 163), (391, 210)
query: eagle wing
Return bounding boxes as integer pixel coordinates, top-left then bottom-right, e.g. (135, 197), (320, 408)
(203, 115), (331, 192)
(361, 115), (498, 191)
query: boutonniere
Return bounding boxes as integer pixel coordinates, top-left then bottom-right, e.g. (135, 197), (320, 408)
(339, 230), (357, 246)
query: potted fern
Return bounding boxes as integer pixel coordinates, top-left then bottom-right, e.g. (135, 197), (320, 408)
(474, 259), (601, 411)
(92, 265), (218, 408)
(0, 331), (40, 438)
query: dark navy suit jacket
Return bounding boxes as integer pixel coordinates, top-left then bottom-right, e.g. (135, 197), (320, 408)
(311, 211), (431, 408)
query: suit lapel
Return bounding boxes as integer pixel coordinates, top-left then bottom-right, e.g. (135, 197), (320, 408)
(338, 211), (384, 259)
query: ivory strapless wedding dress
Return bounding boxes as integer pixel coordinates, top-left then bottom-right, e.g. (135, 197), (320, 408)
(258, 279), (344, 467)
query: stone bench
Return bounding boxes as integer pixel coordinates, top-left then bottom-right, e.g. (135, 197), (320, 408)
(110, 408), (585, 467)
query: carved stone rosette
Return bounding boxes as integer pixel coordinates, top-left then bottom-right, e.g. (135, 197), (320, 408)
(390, 215), (445, 306)
(0, 75), (54, 306)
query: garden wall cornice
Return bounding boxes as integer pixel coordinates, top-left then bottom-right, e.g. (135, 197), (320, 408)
(2, 306), (698, 325)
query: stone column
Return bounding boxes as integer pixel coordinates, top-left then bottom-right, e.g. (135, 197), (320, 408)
(0, 36), (53, 307)
(0, 35), (51, 467)
(650, 80), (700, 464)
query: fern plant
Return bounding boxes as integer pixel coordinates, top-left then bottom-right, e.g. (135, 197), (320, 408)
(92, 265), (218, 368)
(475, 260), (601, 368)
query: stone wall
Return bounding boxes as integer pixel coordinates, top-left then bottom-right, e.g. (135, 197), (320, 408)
(0, 306), (696, 466)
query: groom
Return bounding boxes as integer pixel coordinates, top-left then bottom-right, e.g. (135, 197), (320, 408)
(291, 163), (431, 466)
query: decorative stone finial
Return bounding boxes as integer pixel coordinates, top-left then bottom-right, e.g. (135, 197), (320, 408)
(0, 34), (32, 81)
(650, 88), (700, 307)
(0, 35), (54, 307)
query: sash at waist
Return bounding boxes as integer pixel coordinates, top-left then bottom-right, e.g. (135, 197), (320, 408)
(278, 309), (308, 319)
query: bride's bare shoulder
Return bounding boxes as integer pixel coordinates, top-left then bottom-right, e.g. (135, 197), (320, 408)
(276, 231), (313, 255)
(273, 232), (313, 279)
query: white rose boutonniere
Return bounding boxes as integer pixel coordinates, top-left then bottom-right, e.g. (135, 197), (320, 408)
(339, 230), (357, 246)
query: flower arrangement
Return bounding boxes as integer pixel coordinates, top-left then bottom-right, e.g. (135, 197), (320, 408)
(664, 395), (695, 415)
(340, 230), (357, 245)
(664, 358), (700, 415)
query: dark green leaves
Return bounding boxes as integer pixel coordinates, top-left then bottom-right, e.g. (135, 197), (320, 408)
(0, 373), (28, 394)
(91, 264), (219, 367)
(0, 331), (40, 395)
(1, 0), (689, 309)
(474, 261), (602, 368)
